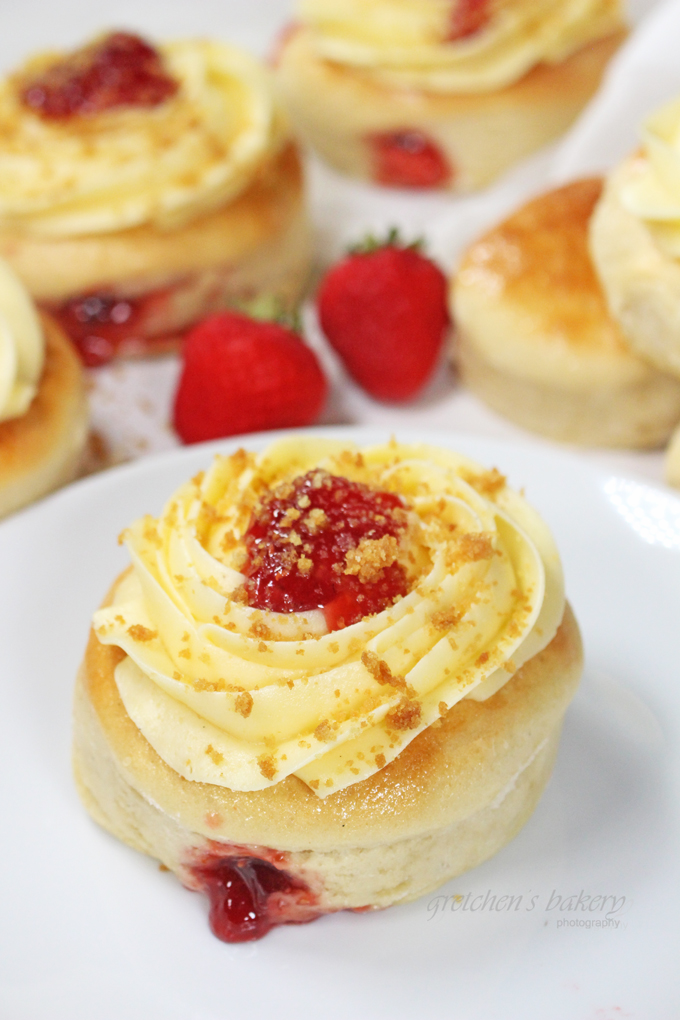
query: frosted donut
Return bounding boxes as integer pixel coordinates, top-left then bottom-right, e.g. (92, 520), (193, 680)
(277, 0), (625, 191)
(73, 437), (582, 940)
(452, 178), (680, 447)
(0, 33), (312, 365)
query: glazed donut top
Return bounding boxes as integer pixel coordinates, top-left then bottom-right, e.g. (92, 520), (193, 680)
(0, 35), (288, 237)
(296, 0), (624, 93)
(0, 258), (44, 423)
(94, 437), (565, 798)
(616, 95), (680, 257)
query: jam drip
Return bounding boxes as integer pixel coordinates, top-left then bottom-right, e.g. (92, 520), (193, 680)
(368, 131), (451, 189)
(449, 0), (490, 40)
(49, 287), (169, 366)
(190, 855), (320, 943)
(244, 470), (409, 629)
(21, 31), (178, 119)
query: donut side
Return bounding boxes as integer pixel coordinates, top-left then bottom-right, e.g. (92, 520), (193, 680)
(277, 29), (625, 191)
(0, 145), (312, 363)
(0, 313), (89, 518)
(73, 573), (582, 921)
(453, 178), (680, 447)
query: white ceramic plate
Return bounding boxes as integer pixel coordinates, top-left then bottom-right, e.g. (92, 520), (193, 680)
(0, 427), (678, 1020)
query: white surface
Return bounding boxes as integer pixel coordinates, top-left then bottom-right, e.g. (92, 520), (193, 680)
(0, 426), (679, 1019)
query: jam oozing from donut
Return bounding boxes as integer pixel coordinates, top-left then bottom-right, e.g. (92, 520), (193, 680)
(243, 470), (409, 629)
(448, 0), (490, 40)
(368, 131), (451, 189)
(49, 287), (170, 366)
(21, 31), (178, 119)
(189, 855), (320, 942)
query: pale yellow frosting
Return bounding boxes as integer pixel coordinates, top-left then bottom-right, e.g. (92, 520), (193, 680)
(93, 437), (565, 799)
(618, 96), (680, 258)
(0, 258), (45, 422)
(0, 39), (288, 237)
(296, 0), (623, 93)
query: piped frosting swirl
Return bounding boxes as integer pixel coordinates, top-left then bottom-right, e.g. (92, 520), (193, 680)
(0, 38), (288, 237)
(93, 437), (565, 798)
(617, 95), (680, 258)
(296, 0), (623, 94)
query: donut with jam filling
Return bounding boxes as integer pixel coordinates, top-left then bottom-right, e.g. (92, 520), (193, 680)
(73, 438), (582, 941)
(276, 1), (626, 191)
(0, 32), (311, 366)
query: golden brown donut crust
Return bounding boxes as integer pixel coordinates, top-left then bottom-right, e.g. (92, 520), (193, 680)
(0, 144), (307, 302)
(462, 178), (628, 354)
(0, 313), (88, 509)
(453, 178), (680, 447)
(78, 572), (583, 852)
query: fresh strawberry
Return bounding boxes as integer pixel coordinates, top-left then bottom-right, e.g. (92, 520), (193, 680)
(317, 233), (450, 402)
(173, 311), (327, 444)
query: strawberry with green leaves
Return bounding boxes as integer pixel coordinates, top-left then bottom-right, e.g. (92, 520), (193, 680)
(173, 309), (327, 444)
(317, 231), (450, 402)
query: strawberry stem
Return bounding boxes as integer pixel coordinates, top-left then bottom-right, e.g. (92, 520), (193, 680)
(232, 294), (302, 335)
(348, 227), (423, 256)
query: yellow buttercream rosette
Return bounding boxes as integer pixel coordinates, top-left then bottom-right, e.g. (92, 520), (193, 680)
(297, 0), (623, 93)
(0, 257), (45, 422)
(0, 39), (288, 237)
(618, 95), (680, 258)
(93, 437), (565, 799)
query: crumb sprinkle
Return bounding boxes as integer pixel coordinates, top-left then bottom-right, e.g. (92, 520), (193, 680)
(235, 691), (254, 718)
(257, 754), (277, 781)
(314, 719), (333, 743)
(386, 697), (422, 731)
(205, 744), (224, 766)
(361, 650), (413, 695)
(127, 624), (157, 643)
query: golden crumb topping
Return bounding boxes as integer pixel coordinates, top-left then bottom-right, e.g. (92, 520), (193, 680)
(234, 691), (254, 718)
(126, 624), (157, 643)
(344, 534), (400, 584)
(386, 697), (422, 731)
(257, 754), (277, 781)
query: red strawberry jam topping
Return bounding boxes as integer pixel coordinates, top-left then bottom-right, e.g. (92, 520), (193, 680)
(368, 131), (451, 188)
(449, 0), (490, 40)
(49, 287), (170, 366)
(243, 470), (410, 630)
(21, 31), (178, 119)
(189, 853), (321, 943)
